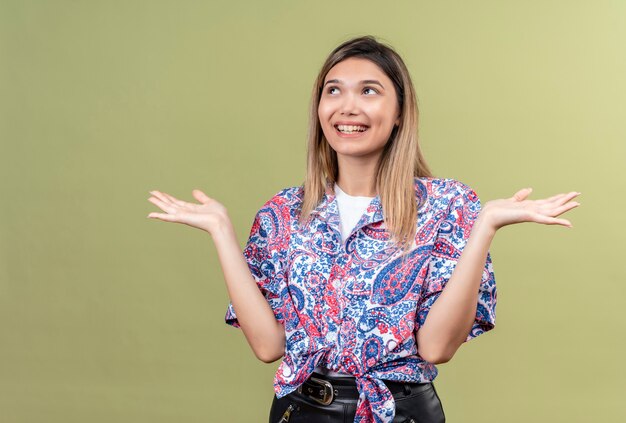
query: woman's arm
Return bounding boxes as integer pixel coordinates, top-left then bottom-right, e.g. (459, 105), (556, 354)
(416, 188), (580, 364)
(211, 221), (286, 363)
(416, 213), (494, 364)
(148, 190), (285, 363)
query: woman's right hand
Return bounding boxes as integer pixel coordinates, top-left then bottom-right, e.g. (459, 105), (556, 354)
(148, 191), (285, 361)
(147, 189), (231, 235)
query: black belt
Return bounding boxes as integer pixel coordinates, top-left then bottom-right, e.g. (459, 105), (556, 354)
(296, 372), (432, 406)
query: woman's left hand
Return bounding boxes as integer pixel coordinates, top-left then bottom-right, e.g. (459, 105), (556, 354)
(480, 188), (580, 231)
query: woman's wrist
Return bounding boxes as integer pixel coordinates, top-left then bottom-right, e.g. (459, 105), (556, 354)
(473, 209), (498, 240)
(208, 213), (236, 243)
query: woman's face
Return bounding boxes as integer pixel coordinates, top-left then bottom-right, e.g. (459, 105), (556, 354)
(318, 57), (400, 162)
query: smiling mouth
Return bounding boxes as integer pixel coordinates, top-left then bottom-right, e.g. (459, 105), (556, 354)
(334, 124), (369, 134)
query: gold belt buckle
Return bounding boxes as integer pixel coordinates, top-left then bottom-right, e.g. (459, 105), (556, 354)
(297, 376), (334, 406)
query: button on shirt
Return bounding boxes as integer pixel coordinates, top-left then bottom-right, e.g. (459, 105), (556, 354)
(225, 177), (497, 423)
(314, 183), (376, 378)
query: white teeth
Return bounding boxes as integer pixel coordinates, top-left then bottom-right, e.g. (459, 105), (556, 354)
(336, 124), (368, 133)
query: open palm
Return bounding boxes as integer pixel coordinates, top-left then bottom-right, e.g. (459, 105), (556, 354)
(147, 189), (229, 234)
(482, 188), (580, 230)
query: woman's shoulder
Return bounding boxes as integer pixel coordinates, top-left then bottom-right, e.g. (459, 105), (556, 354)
(248, 186), (303, 236)
(414, 176), (479, 199)
(257, 185), (304, 215)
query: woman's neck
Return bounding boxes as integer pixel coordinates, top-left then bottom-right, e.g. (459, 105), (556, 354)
(335, 155), (378, 197)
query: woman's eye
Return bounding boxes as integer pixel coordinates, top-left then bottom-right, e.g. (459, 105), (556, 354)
(363, 87), (378, 95)
(327, 87), (339, 95)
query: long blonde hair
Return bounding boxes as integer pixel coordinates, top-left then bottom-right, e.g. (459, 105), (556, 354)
(300, 36), (432, 252)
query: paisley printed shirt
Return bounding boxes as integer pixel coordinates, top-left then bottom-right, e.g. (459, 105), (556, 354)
(225, 177), (497, 423)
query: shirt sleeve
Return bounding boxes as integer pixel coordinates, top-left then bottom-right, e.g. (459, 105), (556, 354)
(416, 181), (497, 342)
(224, 198), (290, 328)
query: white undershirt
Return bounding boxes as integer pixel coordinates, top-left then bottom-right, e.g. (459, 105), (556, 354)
(334, 183), (375, 243)
(313, 183), (375, 378)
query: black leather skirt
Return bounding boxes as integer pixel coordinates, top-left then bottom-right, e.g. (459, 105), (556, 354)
(269, 372), (445, 423)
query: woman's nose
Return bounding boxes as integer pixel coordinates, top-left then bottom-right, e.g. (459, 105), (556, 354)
(339, 93), (359, 115)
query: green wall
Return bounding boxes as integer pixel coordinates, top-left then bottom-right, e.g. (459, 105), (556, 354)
(1, 1), (624, 421)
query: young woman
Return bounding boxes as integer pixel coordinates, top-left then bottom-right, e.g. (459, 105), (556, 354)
(147, 36), (579, 423)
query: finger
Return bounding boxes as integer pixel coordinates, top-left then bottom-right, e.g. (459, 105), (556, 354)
(546, 201), (580, 217)
(512, 187), (533, 202)
(552, 191), (581, 206)
(192, 189), (212, 204)
(528, 212), (573, 227)
(544, 192), (568, 202)
(535, 193), (568, 205)
(148, 196), (177, 214)
(161, 192), (190, 208)
(147, 212), (179, 222)
(149, 190), (174, 206)
(534, 191), (580, 206)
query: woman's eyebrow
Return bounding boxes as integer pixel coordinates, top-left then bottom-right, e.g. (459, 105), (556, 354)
(323, 79), (385, 89)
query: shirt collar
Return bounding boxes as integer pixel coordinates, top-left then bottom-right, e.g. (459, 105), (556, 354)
(310, 180), (385, 229)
